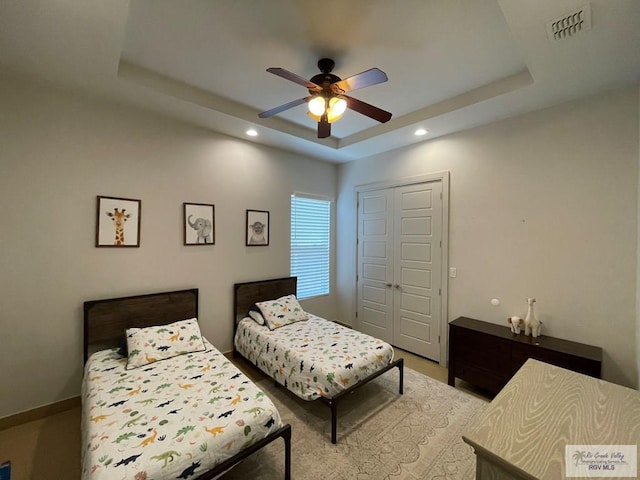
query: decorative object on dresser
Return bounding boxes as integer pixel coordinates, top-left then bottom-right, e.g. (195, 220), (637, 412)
(523, 297), (541, 337)
(448, 316), (602, 395)
(507, 316), (523, 334)
(462, 359), (640, 479)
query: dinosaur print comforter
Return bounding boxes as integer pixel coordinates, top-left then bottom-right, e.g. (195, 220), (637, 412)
(234, 315), (395, 401)
(81, 339), (282, 480)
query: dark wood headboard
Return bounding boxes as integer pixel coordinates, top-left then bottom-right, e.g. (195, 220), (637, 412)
(83, 288), (198, 363)
(233, 277), (297, 325)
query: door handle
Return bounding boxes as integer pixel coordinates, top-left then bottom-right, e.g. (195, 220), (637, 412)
(385, 283), (392, 288)
(394, 284), (401, 289)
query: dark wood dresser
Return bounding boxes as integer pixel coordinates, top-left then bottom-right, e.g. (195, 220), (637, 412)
(448, 316), (603, 395)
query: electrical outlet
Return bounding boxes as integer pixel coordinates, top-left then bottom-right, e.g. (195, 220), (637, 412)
(449, 267), (457, 278)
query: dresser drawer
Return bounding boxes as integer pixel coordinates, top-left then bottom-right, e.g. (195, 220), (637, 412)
(454, 361), (511, 395)
(454, 328), (512, 375)
(511, 343), (601, 378)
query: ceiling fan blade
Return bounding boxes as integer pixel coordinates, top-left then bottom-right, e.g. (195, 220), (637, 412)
(330, 68), (388, 94)
(267, 67), (322, 92)
(258, 96), (311, 118)
(318, 115), (331, 138)
(344, 95), (392, 123)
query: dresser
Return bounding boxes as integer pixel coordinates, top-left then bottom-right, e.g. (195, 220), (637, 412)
(448, 316), (602, 395)
(462, 359), (640, 479)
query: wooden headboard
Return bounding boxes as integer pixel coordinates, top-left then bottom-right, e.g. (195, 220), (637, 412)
(233, 277), (297, 325)
(83, 288), (198, 363)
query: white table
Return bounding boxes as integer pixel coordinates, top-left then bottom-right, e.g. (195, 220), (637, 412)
(463, 359), (640, 479)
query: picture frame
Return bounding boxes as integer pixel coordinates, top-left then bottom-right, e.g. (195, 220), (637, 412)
(96, 195), (141, 247)
(246, 209), (269, 246)
(184, 203), (215, 245)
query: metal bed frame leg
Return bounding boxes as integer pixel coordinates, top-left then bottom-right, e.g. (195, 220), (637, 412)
(283, 423), (292, 480)
(330, 400), (338, 444)
(323, 357), (404, 444)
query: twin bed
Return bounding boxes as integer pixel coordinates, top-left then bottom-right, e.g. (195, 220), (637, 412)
(81, 277), (404, 479)
(233, 276), (404, 444)
(82, 289), (291, 480)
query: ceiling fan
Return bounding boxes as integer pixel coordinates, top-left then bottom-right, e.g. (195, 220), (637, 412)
(258, 58), (392, 139)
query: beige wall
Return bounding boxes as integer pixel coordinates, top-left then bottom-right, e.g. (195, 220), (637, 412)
(337, 86), (639, 388)
(2, 74), (638, 419)
(637, 83), (640, 390)
(0, 75), (338, 418)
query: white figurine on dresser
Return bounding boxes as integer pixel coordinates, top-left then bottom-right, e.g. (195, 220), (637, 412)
(524, 297), (541, 338)
(507, 316), (523, 334)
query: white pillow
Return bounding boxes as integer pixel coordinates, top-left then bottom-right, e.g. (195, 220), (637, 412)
(248, 307), (265, 325)
(255, 294), (307, 330)
(125, 318), (206, 369)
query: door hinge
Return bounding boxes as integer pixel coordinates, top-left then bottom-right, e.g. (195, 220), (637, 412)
(355, 311), (358, 318)
(440, 192), (442, 200)
(438, 335), (441, 344)
(439, 288), (441, 296)
(356, 274), (359, 282)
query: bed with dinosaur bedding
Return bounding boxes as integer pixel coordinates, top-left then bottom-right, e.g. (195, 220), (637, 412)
(82, 288), (291, 480)
(233, 277), (404, 444)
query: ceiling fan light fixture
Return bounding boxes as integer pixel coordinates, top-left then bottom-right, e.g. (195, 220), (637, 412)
(308, 96), (347, 123)
(328, 97), (347, 121)
(260, 59), (391, 138)
(308, 96), (326, 116)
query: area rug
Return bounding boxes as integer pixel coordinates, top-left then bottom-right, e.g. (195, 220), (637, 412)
(223, 367), (488, 479)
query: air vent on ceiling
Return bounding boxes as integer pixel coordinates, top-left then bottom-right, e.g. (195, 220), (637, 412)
(546, 3), (592, 41)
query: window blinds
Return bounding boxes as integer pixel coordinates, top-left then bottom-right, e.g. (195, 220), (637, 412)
(290, 194), (331, 299)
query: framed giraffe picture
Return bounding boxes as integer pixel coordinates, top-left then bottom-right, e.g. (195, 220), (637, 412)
(95, 195), (142, 247)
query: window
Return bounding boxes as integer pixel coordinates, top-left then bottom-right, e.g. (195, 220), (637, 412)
(290, 194), (331, 299)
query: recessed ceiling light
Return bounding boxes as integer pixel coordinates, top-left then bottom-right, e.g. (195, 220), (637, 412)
(414, 128), (428, 136)
(246, 129), (258, 137)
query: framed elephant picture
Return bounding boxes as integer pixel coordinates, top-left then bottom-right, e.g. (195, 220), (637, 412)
(184, 203), (215, 245)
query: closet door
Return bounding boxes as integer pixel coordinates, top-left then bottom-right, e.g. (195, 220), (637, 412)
(392, 182), (443, 361)
(357, 188), (394, 342)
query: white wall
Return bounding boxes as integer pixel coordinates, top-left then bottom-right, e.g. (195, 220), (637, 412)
(0, 75), (338, 418)
(337, 86), (639, 388)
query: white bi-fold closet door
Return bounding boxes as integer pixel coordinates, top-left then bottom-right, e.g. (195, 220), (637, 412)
(357, 181), (443, 362)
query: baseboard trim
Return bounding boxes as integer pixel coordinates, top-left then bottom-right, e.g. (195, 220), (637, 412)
(333, 319), (352, 329)
(0, 396), (80, 431)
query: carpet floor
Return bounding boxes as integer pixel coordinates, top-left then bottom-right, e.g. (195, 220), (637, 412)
(223, 367), (488, 479)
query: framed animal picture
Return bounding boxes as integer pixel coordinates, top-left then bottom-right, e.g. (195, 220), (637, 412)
(95, 196), (141, 247)
(184, 203), (215, 245)
(246, 209), (269, 246)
